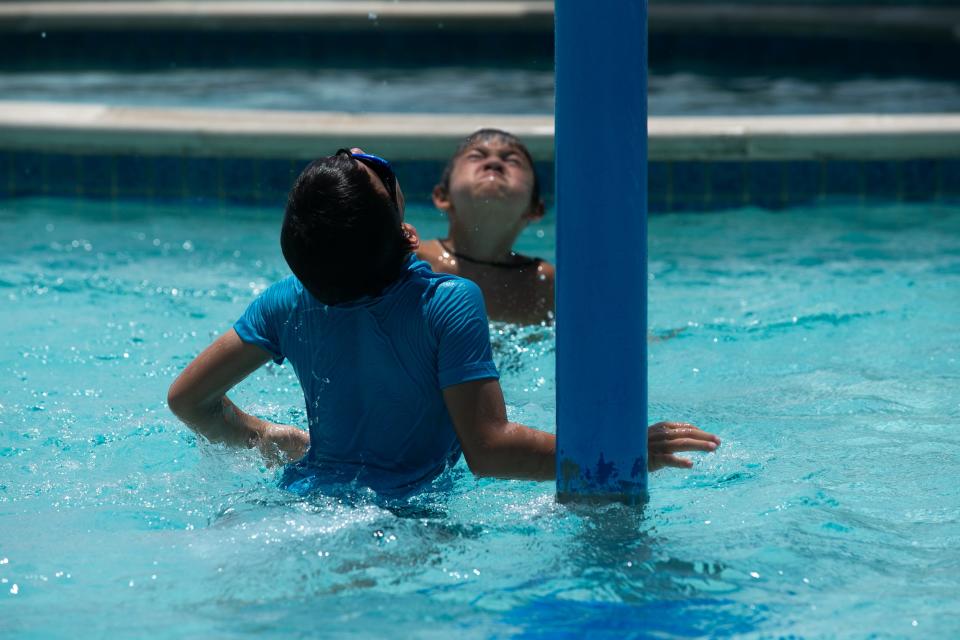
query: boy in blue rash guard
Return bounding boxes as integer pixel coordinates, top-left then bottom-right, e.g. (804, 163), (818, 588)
(167, 148), (721, 496)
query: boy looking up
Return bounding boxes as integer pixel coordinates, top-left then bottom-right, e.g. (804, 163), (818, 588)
(167, 148), (720, 497)
(417, 129), (555, 325)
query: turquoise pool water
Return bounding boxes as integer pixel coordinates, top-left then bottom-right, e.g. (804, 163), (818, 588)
(1, 197), (958, 638)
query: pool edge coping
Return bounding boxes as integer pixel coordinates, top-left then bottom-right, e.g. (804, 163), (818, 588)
(2, 101), (960, 161)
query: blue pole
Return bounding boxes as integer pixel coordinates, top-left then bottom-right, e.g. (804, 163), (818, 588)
(555, 1), (649, 504)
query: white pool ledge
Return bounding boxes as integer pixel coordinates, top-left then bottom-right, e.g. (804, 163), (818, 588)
(1, 101), (959, 161)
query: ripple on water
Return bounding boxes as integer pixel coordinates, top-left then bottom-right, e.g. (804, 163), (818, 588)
(1, 199), (959, 637)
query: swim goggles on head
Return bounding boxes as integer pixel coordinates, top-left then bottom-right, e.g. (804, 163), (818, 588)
(338, 148), (399, 208)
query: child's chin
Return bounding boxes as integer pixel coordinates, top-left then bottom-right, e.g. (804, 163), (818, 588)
(472, 182), (524, 202)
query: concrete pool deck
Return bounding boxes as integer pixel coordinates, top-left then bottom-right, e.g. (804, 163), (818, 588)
(1, 101), (959, 162)
(1, 2), (958, 40)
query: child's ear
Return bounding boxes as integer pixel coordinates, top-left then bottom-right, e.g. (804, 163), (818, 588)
(402, 222), (421, 251)
(523, 199), (546, 222)
(432, 185), (452, 213)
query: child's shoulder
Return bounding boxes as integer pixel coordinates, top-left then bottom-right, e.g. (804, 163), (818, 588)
(252, 274), (306, 315)
(414, 240), (453, 276)
(264, 274), (303, 299)
(530, 257), (555, 280)
(414, 263), (485, 315)
(413, 258), (482, 299)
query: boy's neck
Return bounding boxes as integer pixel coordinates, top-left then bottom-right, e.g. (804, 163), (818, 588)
(446, 219), (524, 263)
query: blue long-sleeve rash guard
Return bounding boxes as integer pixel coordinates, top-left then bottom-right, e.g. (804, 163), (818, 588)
(234, 255), (499, 495)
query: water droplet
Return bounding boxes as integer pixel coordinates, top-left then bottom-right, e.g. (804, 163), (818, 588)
(9, 584), (18, 595)
(750, 571), (760, 579)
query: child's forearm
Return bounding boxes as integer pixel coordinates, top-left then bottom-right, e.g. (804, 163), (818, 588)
(166, 330), (308, 464)
(469, 422), (556, 481)
(172, 395), (308, 465)
(171, 394), (266, 449)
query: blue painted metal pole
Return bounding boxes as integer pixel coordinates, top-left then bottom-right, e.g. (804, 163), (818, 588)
(555, 1), (649, 504)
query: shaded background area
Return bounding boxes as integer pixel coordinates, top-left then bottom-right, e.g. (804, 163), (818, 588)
(2, 1), (959, 117)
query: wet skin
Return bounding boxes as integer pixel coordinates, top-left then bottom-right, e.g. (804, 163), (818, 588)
(416, 138), (556, 325)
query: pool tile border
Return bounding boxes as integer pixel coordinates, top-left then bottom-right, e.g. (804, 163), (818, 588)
(2, 104), (958, 211)
(4, 150), (959, 213)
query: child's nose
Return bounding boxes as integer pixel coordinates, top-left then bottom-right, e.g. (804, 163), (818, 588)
(482, 158), (505, 172)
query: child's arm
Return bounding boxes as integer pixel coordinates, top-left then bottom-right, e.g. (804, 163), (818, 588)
(167, 329), (309, 465)
(443, 379), (721, 481)
(443, 379), (556, 480)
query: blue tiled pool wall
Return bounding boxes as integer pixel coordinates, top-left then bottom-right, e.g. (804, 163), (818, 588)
(4, 150), (958, 212)
(649, 159), (959, 211)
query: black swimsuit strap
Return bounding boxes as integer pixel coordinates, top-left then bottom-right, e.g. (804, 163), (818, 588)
(438, 239), (541, 270)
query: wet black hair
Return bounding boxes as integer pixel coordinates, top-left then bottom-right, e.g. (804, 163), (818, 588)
(280, 151), (408, 305)
(436, 128), (542, 208)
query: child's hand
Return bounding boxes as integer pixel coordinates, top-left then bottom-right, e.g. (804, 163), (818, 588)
(647, 422), (720, 471)
(257, 424), (309, 467)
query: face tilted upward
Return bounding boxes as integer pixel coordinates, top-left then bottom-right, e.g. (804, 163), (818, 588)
(445, 139), (537, 223)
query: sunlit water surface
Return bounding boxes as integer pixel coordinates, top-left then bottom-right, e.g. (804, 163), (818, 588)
(1, 198), (958, 638)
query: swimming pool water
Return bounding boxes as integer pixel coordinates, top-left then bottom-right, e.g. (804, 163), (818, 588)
(1, 197), (958, 638)
(2, 68), (958, 115)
